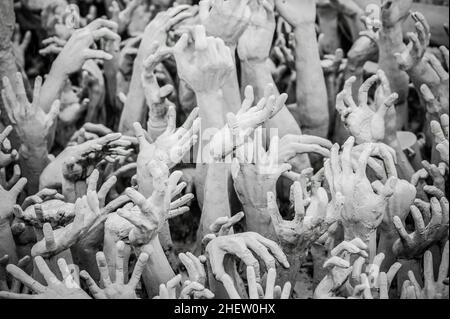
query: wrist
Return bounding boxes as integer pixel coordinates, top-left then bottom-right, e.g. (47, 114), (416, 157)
(293, 22), (316, 34)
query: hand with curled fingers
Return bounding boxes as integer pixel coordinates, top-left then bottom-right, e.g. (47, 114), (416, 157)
(430, 114), (449, 165)
(392, 197), (449, 259)
(314, 238), (369, 299)
(0, 256), (90, 299)
(139, 4), (194, 57)
(358, 4), (382, 42)
(411, 161), (446, 196)
(325, 138), (396, 242)
(230, 130), (292, 209)
(394, 12), (431, 72)
(208, 85), (286, 159)
(425, 48), (449, 113)
(132, 107), (199, 184)
(179, 251), (208, 286)
(12, 24), (31, 68)
(336, 70), (398, 144)
(349, 142), (398, 182)
(405, 241), (448, 299)
(223, 266), (291, 299)
(278, 134), (332, 165)
(39, 36), (67, 56)
(40, 133), (130, 187)
(177, 252), (215, 299)
(79, 240), (149, 299)
(30, 190), (103, 258)
(205, 232), (290, 285)
(117, 160), (193, 245)
(348, 252), (402, 299)
(0, 255), (31, 294)
(171, 25), (234, 93)
(199, 0), (251, 47)
(51, 18), (120, 76)
(268, 179), (343, 254)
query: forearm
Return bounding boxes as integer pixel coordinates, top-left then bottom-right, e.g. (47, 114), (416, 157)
(134, 236), (175, 298)
(19, 146), (50, 195)
(197, 163), (231, 241)
(39, 62), (68, 113)
(293, 24), (329, 138)
(240, 59), (311, 171)
(118, 52), (146, 135)
(0, 221), (18, 264)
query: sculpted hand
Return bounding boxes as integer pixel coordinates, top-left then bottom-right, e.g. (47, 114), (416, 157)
(411, 161), (446, 195)
(179, 252), (207, 286)
(109, 0), (141, 34)
(118, 160), (193, 245)
(380, 0), (413, 28)
(205, 232), (289, 282)
(237, 0), (275, 62)
(142, 46), (176, 131)
(133, 106), (199, 177)
(52, 19), (120, 76)
(268, 181), (340, 253)
(325, 138), (395, 242)
(208, 85), (286, 159)
(336, 71), (398, 144)
(0, 255), (31, 294)
(380, 178), (416, 234)
(1, 73), (60, 150)
(156, 274), (214, 299)
(199, 0), (251, 47)
(430, 114), (449, 165)
(231, 131), (291, 208)
(39, 36), (67, 56)
(0, 177), (27, 224)
(406, 242), (449, 299)
(223, 267), (291, 299)
(30, 191), (102, 258)
(393, 197), (449, 259)
(172, 25), (234, 93)
(68, 123), (114, 146)
(395, 12), (430, 71)
(0, 256), (90, 299)
(40, 133), (130, 187)
(314, 238), (369, 299)
(275, 0), (316, 26)
(0, 126), (19, 169)
(80, 240), (149, 299)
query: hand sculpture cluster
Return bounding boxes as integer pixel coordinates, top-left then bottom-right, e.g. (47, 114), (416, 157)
(0, 0), (448, 303)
